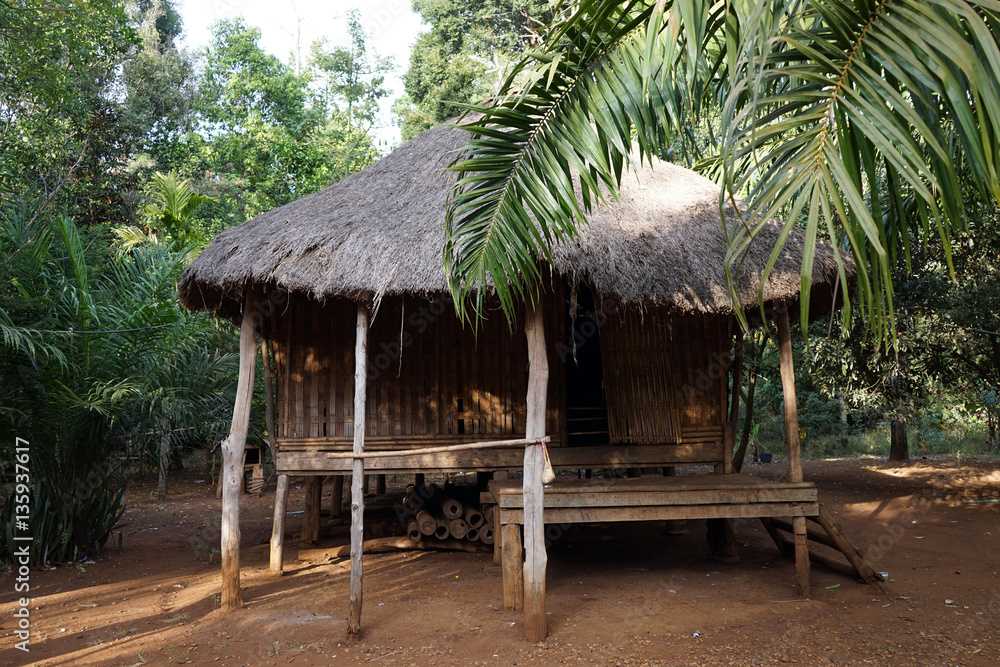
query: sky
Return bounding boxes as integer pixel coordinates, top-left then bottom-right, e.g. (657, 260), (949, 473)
(174, 0), (427, 148)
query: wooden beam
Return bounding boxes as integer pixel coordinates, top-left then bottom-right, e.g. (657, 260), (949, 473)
(287, 442), (724, 474)
(774, 303), (803, 484)
(220, 294), (258, 611)
(269, 474), (290, 574)
(793, 515), (811, 597)
(522, 299), (548, 642)
(347, 302), (369, 638)
(814, 504), (884, 587)
(499, 502), (818, 524)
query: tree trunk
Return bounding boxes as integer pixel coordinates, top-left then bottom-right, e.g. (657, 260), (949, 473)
(157, 418), (170, 499)
(888, 357), (909, 462)
(889, 413), (909, 462)
(732, 339), (759, 473)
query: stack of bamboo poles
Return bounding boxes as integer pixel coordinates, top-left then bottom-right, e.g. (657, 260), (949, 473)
(400, 483), (495, 545)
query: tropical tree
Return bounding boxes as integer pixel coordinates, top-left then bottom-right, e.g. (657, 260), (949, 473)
(443, 0), (1000, 343)
(394, 0), (553, 139)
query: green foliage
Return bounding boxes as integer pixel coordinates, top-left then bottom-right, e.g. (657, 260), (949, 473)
(307, 10), (393, 133)
(131, 171), (218, 251)
(121, 0), (198, 161)
(396, 0), (553, 139)
(444, 0), (1000, 342)
(0, 196), (236, 565)
(0, 0), (140, 227)
(2, 462), (128, 566)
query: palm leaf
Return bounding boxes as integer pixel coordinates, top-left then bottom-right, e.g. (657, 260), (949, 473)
(444, 0), (717, 321)
(721, 0), (1000, 339)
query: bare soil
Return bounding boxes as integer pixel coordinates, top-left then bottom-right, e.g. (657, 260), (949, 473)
(3, 457), (999, 667)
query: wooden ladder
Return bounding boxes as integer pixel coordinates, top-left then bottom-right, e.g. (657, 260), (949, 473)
(760, 503), (885, 590)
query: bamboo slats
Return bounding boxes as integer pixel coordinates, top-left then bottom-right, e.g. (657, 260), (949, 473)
(601, 309), (727, 446)
(268, 294), (563, 451)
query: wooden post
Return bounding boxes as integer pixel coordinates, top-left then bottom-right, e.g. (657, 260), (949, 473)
(261, 339), (276, 461)
(301, 477), (322, 542)
(775, 302), (809, 595)
(331, 475), (344, 519)
(523, 298), (548, 642)
(347, 302), (369, 638)
(375, 474), (386, 495)
(220, 294), (258, 611)
(269, 474), (290, 574)
(502, 523), (524, 608)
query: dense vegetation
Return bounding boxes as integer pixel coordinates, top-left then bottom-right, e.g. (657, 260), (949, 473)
(0, 0), (391, 565)
(2, 0), (997, 566)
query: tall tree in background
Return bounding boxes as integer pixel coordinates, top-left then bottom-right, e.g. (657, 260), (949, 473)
(306, 10), (394, 180)
(0, 0), (137, 225)
(184, 17), (391, 227)
(394, 0), (553, 140)
(121, 0), (198, 167)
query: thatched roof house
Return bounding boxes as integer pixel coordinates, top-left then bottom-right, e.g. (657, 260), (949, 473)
(179, 120), (861, 632)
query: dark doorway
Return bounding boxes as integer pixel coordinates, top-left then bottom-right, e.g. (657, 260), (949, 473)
(563, 284), (609, 446)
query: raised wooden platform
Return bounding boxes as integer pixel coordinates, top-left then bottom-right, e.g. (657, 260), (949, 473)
(489, 475), (818, 523)
(486, 474), (819, 612)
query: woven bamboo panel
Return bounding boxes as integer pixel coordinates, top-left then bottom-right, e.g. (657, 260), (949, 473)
(601, 309), (728, 445)
(267, 293), (563, 450)
(669, 314), (728, 441)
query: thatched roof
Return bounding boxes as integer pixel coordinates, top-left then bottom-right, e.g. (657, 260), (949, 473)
(178, 121), (848, 320)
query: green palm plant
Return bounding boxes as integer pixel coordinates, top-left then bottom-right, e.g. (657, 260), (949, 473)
(445, 0), (1000, 341)
(1, 197), (236, 563)
(117, 170), (218, 253)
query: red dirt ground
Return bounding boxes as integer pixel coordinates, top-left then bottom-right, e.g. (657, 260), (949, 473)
(3, 457), (999, 667)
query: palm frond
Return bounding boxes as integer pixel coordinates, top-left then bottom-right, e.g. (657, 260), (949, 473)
(720, 0), (1000, 339)
(445, 0), (718, 321)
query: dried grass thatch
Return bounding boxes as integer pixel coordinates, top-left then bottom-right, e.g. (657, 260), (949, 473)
(178, 121), (849, 320)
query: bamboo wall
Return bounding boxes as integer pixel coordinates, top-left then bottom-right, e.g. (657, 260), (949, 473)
(266, 294), (563, 451)
(600, 309), (728, 446)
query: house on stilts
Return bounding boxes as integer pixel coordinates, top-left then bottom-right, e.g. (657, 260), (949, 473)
(178, 120), (880, 641)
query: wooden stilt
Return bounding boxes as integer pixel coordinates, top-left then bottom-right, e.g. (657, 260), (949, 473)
(793, 515), (811, 597)
(331, 475), (344, 519)
(775, 303), (808, 595)
(301, 477), (322, 542)
(220, 294), (258, 611)
(261, 339), (276, 462)
(522, 299), (549, 642)
(502, 523), (524, 609)
(376, 474), (386, 495)
(347, 302), (369, 639)
(269, 474), (290, 574)
(493, 504), (503, 565)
